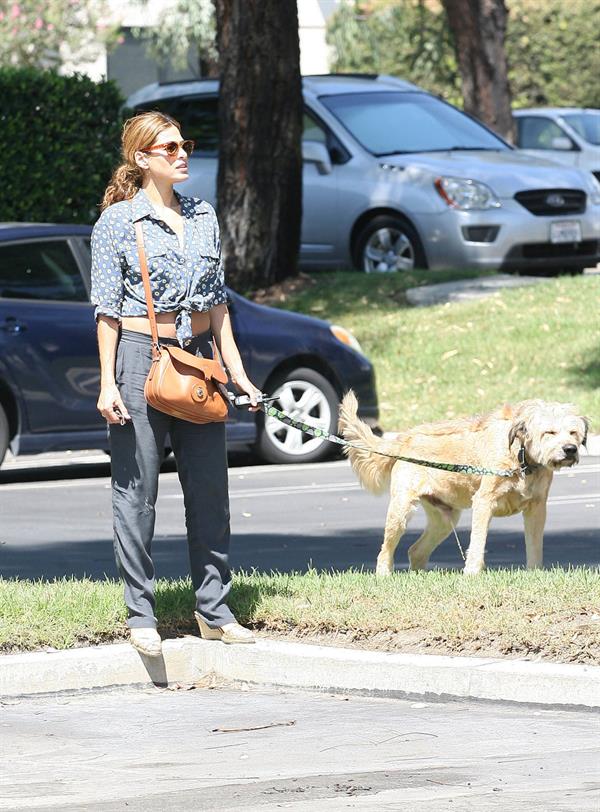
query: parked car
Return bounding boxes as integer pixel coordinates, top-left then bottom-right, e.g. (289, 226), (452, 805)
(0, 223), (378, 467)
(513, 108), (600, 183)
(127, 74), (600, 276)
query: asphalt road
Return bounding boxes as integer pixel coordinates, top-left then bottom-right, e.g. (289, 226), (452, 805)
(0, 452), (598, 579)
(1, 683), (599, 811)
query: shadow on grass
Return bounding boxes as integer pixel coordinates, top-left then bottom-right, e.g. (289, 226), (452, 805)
(568, 354), (600, 393)
(155, 577), (285, 638)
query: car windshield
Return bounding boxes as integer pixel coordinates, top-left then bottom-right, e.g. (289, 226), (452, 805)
(319, 91), (508, 156)
(562, 112), (600, 146)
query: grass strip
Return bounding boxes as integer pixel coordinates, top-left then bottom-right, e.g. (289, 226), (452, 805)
(2, 569), (599, 664)
(270, 272), (600, 430)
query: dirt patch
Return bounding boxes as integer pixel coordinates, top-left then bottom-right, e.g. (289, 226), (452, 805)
(256, 616), (600, 665)
(251, 272), (318, 307)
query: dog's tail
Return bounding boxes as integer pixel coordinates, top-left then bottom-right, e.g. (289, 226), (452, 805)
(338, 390), (396, 495)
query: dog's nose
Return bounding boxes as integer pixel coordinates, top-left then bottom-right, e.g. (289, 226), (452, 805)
(563, 444), (578, 457)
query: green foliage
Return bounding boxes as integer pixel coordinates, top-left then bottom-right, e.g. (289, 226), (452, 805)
(507, 0), (600, 109)
(133, 0), (216, 73)
(0, 68), (124, 224)
(0, 0), (117, 70)
(328, 0), (600, 109)
(327, 1), (461, 104)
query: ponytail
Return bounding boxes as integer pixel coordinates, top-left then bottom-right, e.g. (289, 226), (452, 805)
(100, 163), (143, 211)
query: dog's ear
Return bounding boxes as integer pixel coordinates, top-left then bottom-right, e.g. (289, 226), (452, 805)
(581, 416), (590, 447)
(508, 420), (527, 449)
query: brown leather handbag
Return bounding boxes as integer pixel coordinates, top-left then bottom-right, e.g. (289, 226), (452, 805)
(134, 222), (229, 424)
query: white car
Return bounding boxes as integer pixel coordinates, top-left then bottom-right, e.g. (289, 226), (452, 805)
(513, 108), (600, 184)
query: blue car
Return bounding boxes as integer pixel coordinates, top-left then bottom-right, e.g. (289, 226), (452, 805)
(0, 223), (378, 466)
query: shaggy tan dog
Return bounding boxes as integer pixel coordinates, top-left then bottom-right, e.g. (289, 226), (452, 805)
(339, 392), (588, 575)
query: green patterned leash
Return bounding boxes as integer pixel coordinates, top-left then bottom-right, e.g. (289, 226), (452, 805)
(262, 403), (520, 479)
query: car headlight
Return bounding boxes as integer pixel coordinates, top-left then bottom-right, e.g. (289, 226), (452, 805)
(589, 175), (600, 205)
(330, 324), (363, 355)
(435, 176), (501, 210)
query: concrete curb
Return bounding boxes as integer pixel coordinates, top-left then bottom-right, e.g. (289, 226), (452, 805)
(2, 637), (599, 709)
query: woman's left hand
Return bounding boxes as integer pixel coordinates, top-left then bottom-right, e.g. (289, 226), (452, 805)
(233, 374), (262, 412)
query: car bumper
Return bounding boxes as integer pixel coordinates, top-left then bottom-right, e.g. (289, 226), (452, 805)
(417, 202), (600, 271)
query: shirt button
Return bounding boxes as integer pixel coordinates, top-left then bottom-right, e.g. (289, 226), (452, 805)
(179, 257), (185, 264)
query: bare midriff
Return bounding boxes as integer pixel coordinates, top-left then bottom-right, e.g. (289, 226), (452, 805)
(121, 310), (211, 339)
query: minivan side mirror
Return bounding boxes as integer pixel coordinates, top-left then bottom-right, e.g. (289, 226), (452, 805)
(551, 136), (575, 151)
(302, 140), (332, 175)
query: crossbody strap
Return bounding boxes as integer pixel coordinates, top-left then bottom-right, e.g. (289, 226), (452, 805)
(135, 219), (225, 370)
(134, 221), (160, 360)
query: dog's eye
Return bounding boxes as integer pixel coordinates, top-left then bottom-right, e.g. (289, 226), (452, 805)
(570, 430), (578, 437)
(544, 430), (557, 436)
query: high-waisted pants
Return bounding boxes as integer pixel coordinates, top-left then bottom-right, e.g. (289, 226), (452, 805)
(109, 328), (235, 630)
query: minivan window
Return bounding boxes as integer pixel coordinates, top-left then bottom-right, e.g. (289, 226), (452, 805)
(320, 91), (508, 156)
(0, 240), (88, 301)
(134, 95), (219, 155)
(562, 112), (600, 146)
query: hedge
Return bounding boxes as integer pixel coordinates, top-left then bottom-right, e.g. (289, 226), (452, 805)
(0, 68), (124, 224)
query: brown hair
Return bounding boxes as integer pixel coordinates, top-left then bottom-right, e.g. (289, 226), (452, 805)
(100, 111), (181, 211)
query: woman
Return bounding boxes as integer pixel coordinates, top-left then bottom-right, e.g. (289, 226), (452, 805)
(91, 112), (260, 656)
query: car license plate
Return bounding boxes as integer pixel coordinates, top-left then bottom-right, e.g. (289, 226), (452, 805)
(550, 221), (582, 243)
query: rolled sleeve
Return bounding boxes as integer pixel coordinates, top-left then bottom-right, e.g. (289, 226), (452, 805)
(90, 214), (123, 322)
(212, 213), (228, 305)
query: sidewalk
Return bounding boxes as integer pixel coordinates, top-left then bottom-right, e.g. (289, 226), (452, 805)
(2, 636), (599, 708)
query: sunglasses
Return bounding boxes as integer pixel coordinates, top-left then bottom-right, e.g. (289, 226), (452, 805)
(141, 139), (195, 158)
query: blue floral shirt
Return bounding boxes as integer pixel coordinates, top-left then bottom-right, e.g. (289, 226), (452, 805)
(90, 188), (228, 346)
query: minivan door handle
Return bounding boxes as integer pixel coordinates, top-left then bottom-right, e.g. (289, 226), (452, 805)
(0, 317), (27, 334)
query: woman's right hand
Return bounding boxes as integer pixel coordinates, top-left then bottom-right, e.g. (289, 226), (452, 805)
(97, 384), (131, 425)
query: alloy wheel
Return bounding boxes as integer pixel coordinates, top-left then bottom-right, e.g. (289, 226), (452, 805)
(363, 227), (415, 273)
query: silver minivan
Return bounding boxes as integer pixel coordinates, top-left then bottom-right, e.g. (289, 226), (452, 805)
(128, 75), (600, 275)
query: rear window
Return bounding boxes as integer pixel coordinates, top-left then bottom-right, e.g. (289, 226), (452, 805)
(133, 95), (219, 155)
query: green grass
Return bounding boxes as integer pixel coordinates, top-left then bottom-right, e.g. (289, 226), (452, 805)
(2, 569), (599, 663)
(270, 271), (600, 431)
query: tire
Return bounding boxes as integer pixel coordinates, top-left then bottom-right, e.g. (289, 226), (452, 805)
(0, 403), (9, 468)
(256, 367), (340, 464)
(353, 214), (426, 273)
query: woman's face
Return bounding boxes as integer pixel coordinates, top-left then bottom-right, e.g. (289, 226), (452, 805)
(135, 125), (191, 185)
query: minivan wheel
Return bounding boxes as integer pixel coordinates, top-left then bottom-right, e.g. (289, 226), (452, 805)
(256, 368), (339, 464)
(354, 215), (426, 273)
(0, 404), (9, 467)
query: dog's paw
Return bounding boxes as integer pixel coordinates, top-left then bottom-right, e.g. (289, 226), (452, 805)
(463, 563), (484, 576)
(375, 563), (393, 577)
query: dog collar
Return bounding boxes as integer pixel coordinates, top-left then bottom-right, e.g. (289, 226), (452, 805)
(518, 444), (538, 476)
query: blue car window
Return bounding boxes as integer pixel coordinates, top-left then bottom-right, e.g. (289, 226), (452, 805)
(0, 240), (88, 302)
(320, 91), (507, 156)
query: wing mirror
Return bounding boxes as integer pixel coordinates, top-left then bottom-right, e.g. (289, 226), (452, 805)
(302, 140), (332, 175)
(550, 136), (575, 151)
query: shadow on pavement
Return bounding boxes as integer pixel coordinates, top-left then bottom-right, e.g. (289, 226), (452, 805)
(2, 527), (598, 582)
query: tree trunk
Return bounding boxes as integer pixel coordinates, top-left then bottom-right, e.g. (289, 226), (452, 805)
(441, 0), (514, 141)
(213, 0), (303, 291)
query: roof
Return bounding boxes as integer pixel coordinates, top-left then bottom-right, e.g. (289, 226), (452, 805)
(126, 73), (422, 107)
(0, 223), (92, 242)
(514, 108), (600, 116)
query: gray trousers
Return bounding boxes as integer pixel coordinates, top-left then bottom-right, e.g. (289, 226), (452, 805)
(110, 328), (235, 630)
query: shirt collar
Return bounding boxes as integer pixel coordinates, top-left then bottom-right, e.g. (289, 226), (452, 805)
(131, 188), (212, 222)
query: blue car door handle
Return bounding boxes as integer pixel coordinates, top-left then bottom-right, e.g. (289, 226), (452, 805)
(0, 317), (27, 334)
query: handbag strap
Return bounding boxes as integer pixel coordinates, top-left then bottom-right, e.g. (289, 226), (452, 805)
(134, 221), (160, 360)
(134, 219), (225, 368)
